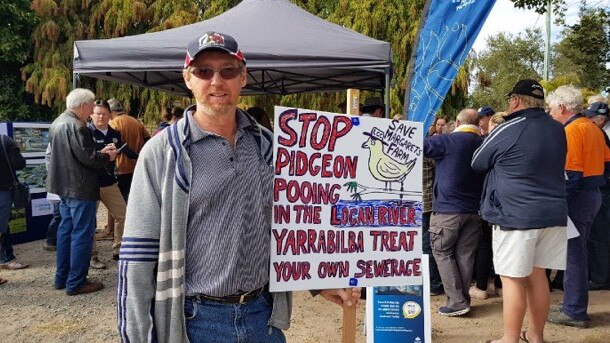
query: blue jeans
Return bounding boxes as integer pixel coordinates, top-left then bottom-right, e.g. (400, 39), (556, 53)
(563, 189), (601, 321)
(46, 202), (61, 246)
(54, 197), (96, 292)
(0, 190), (16, 263)
(184, 292), (286, 343)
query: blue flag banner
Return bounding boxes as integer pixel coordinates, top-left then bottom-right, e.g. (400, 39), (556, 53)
(404, 0), (496, 131)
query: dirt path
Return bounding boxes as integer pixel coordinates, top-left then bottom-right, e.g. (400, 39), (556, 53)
(1, 238), (609, 342)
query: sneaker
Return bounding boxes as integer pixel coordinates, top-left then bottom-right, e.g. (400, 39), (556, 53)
(547, 310), (589, 328)
(43, 243), (56, 251)
(469, 286), (488, 300)
(438, 306), (471, 317)
(89, 257), (106, 270)
(549, 304), (563, 313)
(66, 280), (104, 296)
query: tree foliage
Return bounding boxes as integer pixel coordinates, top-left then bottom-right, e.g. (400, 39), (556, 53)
(18, 0), (572, 123)
(0, 0), (53, 121)
(553, 7), (610, 90)
(471, 29), (544, 111)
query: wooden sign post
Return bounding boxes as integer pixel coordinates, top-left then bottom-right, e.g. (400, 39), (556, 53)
(344, 89), (359, 343)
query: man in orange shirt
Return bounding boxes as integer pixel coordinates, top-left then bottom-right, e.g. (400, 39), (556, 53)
(547, 85), (609, 328)
(107, 99), (150, 201)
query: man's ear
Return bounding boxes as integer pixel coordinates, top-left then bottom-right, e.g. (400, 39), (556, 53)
(183, 69), (193, 90)
(240, 66), (247, 87)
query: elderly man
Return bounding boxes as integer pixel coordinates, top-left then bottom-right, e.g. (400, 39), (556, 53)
(546, 86), (609, 328)
(424, 108), (484, 317)
(472, 79), (568, 343)
(118, 32), (359, 343)
(47, 88), (117, 295)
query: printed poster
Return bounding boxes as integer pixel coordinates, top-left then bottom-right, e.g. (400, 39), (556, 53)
(11, 123), (50, 157)
(16, 159), (47, 193)
(270, 107), (423, 292)
(367, 255), (432, 343)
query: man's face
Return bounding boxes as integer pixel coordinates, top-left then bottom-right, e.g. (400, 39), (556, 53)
(91, 106), (112, 129)
(77, 102), (94, 122)
(183, 51), (247, 116)
(478, 115), (490, 132)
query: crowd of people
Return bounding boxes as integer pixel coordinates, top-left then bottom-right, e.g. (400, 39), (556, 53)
(423, 79), (610, 343)
(0, 29), (609, 343)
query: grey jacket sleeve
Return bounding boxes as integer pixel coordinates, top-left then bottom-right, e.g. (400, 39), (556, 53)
(118, 141), (163, 343)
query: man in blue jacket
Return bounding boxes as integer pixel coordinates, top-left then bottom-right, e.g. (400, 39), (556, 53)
(424, 108), (484, 317)
(472, 79), (568, 343)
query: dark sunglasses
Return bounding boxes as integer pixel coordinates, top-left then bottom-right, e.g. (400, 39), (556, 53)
(93, 100), (111, 111)
(187, 66), (242, 80)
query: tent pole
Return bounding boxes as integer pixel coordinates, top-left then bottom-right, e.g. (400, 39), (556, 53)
(72, 72), (80, 89)
(384, 68), (390, 118)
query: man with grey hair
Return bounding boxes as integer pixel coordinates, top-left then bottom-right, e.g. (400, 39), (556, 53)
(118, 32), (359, 343)
(424, 108), (484, 317)
(47, 88), (117, 296)
(546, 85), (609, 328)
(472, 79), (568, 343)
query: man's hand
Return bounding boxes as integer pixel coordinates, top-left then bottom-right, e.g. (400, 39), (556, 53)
(319, 288), (361, 307)
(101, 145), (118, 161)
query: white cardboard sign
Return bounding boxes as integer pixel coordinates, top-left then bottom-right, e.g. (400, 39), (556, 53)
(269, 107), (423, 292)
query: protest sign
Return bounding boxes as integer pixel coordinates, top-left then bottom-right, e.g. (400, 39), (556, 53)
(270, 107), (423, 292)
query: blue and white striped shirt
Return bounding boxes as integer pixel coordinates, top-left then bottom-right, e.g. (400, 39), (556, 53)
(184, 111), (273, 296)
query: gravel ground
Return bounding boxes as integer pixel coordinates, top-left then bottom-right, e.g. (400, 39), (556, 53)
(1, 208), (609, 342)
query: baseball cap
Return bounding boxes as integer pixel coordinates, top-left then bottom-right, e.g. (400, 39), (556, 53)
(184, 31), (246, 68)
(478, 106), (495, 117)
(584, 102), (609, 118)
(107, 98), (124, 113)
(507, 79), (545, 100)
(362, 97), (384, 111)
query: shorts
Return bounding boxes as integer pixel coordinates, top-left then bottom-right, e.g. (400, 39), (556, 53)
(492, 225), (567, 278)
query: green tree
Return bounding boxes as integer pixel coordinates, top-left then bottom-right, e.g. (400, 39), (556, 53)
(553, 7), (610, 91)
(470, 29), (544, 111)
(0, 0), (53, 121)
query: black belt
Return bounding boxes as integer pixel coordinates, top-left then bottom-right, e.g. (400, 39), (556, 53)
(187, 285), (267, 304)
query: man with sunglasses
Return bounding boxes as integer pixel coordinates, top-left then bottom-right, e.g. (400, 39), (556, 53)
(118, 32), (360, 343)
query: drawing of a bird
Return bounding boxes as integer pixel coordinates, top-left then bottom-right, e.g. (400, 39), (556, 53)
(362, 136), (416, 191)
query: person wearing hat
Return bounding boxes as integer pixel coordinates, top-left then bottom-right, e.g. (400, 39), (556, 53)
(545, 85), (610, 328)
(361, 97), (385, 118)
(584, 101), (610, 292)
(117, 31), (359, 343)
(472, 79), (568, 342)
(477, 106), (495, 136)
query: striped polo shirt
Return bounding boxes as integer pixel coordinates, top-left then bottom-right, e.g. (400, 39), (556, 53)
(184, 111), (273, 297)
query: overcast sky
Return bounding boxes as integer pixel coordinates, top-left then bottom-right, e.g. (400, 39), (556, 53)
(472, 0), (610, 52)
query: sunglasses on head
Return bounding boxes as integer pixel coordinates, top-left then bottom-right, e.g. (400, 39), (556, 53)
(93, 100), (111, 111)
(187, 66), (242, 80)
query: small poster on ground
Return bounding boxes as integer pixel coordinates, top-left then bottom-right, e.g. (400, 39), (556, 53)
(270, 107), (423, 292)
(366, 255), (432, 343)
